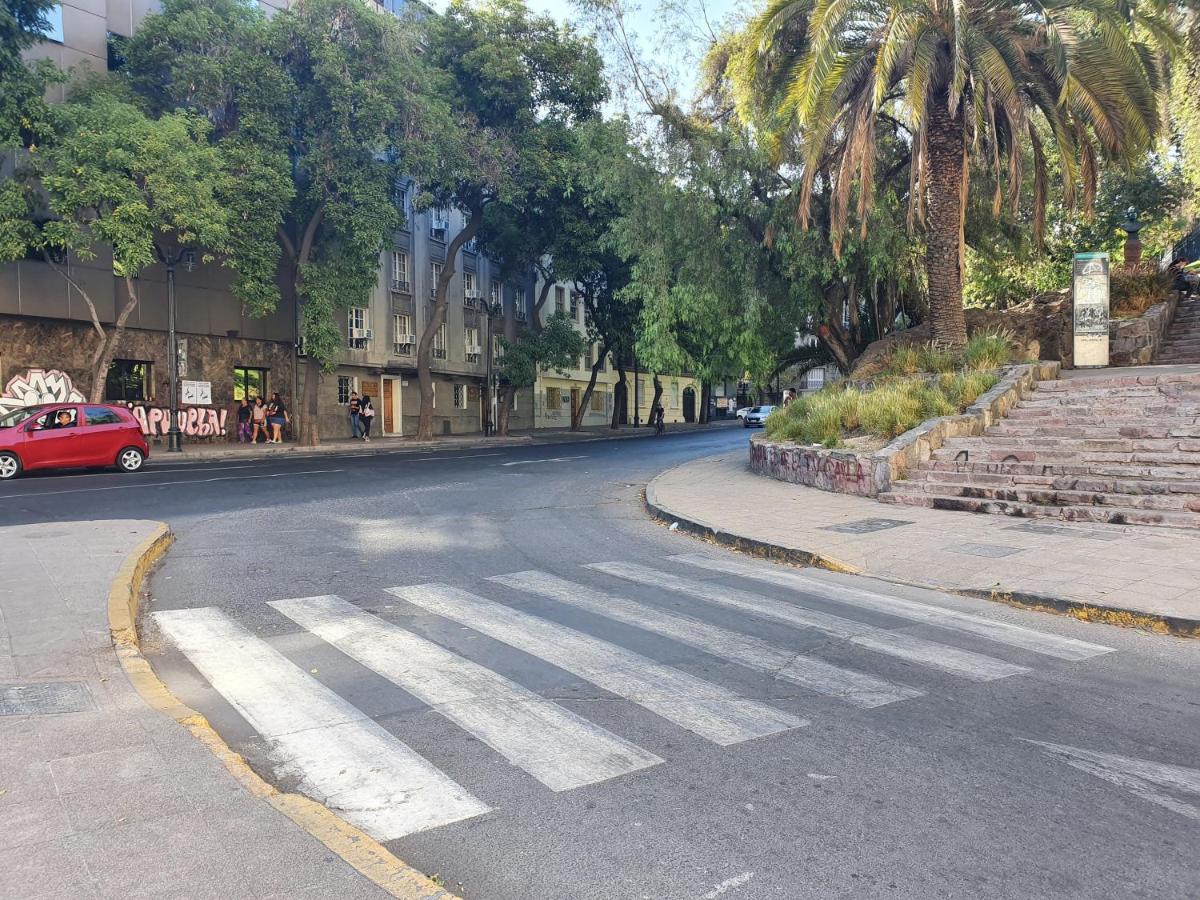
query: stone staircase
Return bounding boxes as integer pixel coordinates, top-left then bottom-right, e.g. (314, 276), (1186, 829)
(880, 372), (1200, 528)
(1155, 293), (1200, 364)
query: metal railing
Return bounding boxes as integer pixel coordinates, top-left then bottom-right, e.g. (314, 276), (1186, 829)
(1173, 221), (1200, 264)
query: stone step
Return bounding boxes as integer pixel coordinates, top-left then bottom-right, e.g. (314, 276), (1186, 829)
(901, 470), (1200, 502)
(1018, 394), (1200, 409)
(879, 489), (1200, 529)
(922, 459), (1200, 480)
(930, 446), (1200, 466)
(1034, 374), (1200, 391)
(1003, 411), (1200, 426)
(935, 436), (1200, 452)
(990, 423), (1200, 439)
(889, 481), (1200, 512)
(1007, 405), (1200, 419)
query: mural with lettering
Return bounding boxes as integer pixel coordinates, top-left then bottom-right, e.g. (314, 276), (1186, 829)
(131, 406), (227, 438)
(0, 368), (85, 416)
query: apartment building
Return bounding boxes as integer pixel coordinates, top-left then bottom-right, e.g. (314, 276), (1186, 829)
(532, 278), (701, 429)
(5, 0), (536, 441)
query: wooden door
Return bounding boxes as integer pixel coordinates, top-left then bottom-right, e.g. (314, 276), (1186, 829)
(571, 387), (581, 419)
(382, 379), (395, 433)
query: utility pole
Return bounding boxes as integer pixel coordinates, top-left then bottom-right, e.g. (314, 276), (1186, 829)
(633, 353), (640, 426)
(157, 245), (195, 453)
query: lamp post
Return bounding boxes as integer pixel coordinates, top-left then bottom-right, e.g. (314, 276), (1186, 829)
(158, 246), (195, 453)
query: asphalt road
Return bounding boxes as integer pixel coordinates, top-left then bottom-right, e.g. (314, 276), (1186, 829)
(3, 429), (1198, 900)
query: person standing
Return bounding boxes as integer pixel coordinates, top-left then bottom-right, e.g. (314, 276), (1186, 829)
(236, 398), (252, 443)
(250, 396), (268, 444)
(359, 393), (374, 441)
(266, 392), (289, 444)
(348, 391), (361, 439)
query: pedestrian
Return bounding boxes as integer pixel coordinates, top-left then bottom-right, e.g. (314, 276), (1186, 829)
(236, 398), (252, 443)
(266, 392), (289, 444)
(359, 393), (374, 441)
(654, 404), (665, 435)
(348, 391), (361, 439)
(250, 396), (268, 444)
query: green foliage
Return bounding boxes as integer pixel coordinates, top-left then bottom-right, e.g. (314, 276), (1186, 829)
(766, 372), (998, 446)
(1111, 264), (1173, 318)
(877, 332), (1015, 379)
(497, 313), (586, 389)
(962, 331), (1016, 371)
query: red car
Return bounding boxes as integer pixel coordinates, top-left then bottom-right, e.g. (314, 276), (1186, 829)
(0, 403), (149, 480)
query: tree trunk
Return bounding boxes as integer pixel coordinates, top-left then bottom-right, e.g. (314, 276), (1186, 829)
(90, 277), (143, 403)
(299, 355), (321, 446)
(497, 384), (514, 436)
(650, 375), (663, 423)
(571, 344), (606, 431)
(925, 99), (969, 350)
(699, 382), (711, 423)
(416, 211), (482, 441)
(611, 366), (627, 429)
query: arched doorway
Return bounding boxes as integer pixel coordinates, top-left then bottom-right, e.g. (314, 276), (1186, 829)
(682, 386), (696, 423)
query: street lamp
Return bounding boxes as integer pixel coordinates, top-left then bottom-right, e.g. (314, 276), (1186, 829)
(157, 245), (195, 453)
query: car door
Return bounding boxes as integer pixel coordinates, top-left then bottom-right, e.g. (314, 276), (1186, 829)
(82, 406), (127, 465)
(21, 406), (82, 469)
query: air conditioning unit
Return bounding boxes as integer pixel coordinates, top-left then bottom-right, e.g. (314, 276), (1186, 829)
(349, 327), (372, 341)
(431, 226), (447, 241)
(398, 334), (416, 345)
(465, 290), (480, 300)
(390, 279), (410, 293)
(466, 345), (482, 357)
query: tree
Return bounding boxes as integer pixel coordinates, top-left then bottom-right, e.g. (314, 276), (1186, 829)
(1, 0), (62, 149)
(120, 0), (428, 444)
(413, 0), (606, 441)
(494, 313), (585, 434)
(0, 96), (231, 401)
(734, 0), (1173, 348)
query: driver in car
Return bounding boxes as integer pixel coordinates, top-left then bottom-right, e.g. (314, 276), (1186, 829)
(49, 409), (74, 428)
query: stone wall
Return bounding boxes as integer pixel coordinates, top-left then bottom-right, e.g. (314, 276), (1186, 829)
(749, 362), (1060, 497)
(1109, 291), (1179, 366)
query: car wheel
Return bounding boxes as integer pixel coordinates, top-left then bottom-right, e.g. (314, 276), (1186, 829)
(0, 452), (21, 480)
(117, 447), (145, 473)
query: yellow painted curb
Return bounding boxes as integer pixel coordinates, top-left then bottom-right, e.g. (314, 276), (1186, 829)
(107, 524), (459, 900)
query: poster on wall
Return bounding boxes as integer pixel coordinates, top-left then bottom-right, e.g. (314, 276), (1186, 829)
(181, 380), (212, 405)
(1072, 252), (1110, 368)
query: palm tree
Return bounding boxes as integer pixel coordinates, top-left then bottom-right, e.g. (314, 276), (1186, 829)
(734, 0), (1176, 348)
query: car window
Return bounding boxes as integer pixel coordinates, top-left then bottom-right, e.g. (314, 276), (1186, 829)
(34, 408), (77, 429)
(0, 407), (41, 428)
(85, 407), (123, 426)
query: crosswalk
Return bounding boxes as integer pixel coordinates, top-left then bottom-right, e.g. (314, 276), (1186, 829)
(153, 555), (1116, 843)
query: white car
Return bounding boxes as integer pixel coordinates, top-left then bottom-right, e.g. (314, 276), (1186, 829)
(742, 405), (776, 427)
(735, 406), (753, 421)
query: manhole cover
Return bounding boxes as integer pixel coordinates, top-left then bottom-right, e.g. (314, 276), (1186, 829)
(1004, 522), (1121, 541)
(0, 682), (94, 716)
(950, 542), (1025, 559)
(822, 518), (914, 534)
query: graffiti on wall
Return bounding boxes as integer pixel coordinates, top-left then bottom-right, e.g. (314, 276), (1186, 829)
(0, 368), (85, 416)
(131, 406), (227, 438)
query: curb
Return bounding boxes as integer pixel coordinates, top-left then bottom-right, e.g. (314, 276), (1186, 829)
(107, 524), (460, 900)
(644, 467), (1200, 639)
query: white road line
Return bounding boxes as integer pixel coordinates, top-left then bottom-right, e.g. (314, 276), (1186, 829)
(499, 455), (588, 467)
(1025, 740), (1200, 820)
(387, 583), (807, 746)
(271, 595), (662, 791)
(671, 553), (1113, 661)
(153, 607), (488, 840)
(490, 571), (921, 709)
(586, 562), (1029, 682)
(702, 872), (755, 899)
(0, 469), (344, 500)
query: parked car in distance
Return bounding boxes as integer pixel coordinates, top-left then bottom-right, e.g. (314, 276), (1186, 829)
(735, 406), (753, 421)
(0, 403), (149, 480)
(742, 405), (776, 427)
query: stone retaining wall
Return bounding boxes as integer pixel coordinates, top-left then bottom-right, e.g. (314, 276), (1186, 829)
(749, 362), (1061, 497)
(1109, 291), (1179, 366)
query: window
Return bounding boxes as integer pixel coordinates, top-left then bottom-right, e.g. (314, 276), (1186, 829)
(394, 185), (409, 218)
(393, 314), (413, 355)
(347, 307), (370, 348)
(492, 334), (504, 360)
(590, 391), (605, 412)
(546, 386), (560, 410)
(430, 207), (449, 240)
(464, 326), (481, 362)
(34, 407), (76, 429)
(105, 359), (151, 402)
(514, 287), (527, 320)
(38, 3), (64, 43)
(431, 262), (442, 298)
(233, 366), (269, 401)
(84, 406), (123, 426)
(464, 271), (478, 300)
(432, 323), (447, 359)
(555, 286), (565, 315)
(585, 344), (594, 369)
(570, 293), (579, 319)
(337, 376), (352, 405)
(489, 281), (501, 309)
(453, 384), (468, 409)
(391, 251), (409, 290)
(672, 382), (680, 408)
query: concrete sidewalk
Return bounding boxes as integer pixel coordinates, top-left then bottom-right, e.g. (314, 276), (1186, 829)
(0, 521), (437, 899)
(648, 451), (1200, 634)
(146, 419), (740, 465)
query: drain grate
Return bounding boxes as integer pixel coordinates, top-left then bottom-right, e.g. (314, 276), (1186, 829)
(951, 542), (1025, 559)
(0, 682), (94, 716)
(822, 518), (914, 534)
(1004, 522), (1121, 541)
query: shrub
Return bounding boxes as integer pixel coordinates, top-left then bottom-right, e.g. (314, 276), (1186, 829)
(1111, 264), (1171, 319)
(963, 330), (1015, 371)
(879, 332), (1016, 378)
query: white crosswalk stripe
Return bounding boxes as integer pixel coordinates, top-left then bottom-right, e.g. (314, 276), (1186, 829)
(270, 595), (662, 791)
(387, 582), (808, 746)
(490, 571), (922, 709)
(585, 562), (1029, 682)
(153, 607), (489, 841)
(670, 553), (1114, 661)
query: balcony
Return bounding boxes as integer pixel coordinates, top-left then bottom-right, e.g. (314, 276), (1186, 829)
(432, 347), (447, 360)
(515, 309), (527, 322)
(465, 345), (482, 365)
(393, 335), (416, 356)
(430, 225), (448, 243)
(390, 279), (411, 294)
